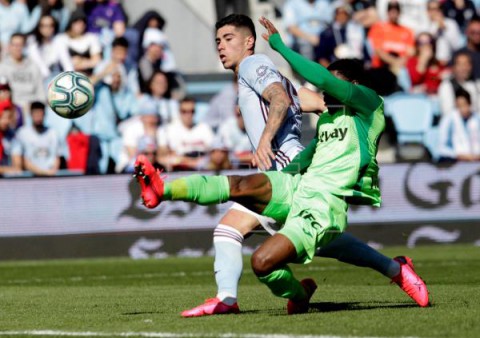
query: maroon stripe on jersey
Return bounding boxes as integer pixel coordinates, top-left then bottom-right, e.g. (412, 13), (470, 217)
(214, 227), (243, 243)
(276, 149), (291, 164)
(259, 97), (268, 123)
(271, 140), (287, 169)
(274, 154), (287, 169)
(280, 73), (300, 112)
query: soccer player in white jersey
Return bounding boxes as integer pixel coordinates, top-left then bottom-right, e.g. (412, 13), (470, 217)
(179, 14), (416, 317)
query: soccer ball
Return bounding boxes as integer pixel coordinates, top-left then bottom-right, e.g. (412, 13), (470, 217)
(47, 71), (95, 119)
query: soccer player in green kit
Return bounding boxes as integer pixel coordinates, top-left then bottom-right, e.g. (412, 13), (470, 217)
(134, 16), (429, 313)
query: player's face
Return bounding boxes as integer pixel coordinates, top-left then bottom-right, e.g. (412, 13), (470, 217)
(331, 70), (347, 81)
(216, 25), (253, 72)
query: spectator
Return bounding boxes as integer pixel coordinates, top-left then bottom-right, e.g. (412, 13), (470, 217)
(91, 37), (136, 173)
(442, 0), (477, 32)
(282, 0), (333, 60)
(133, 70), (180, 125)
(204, 77), (237, 132)
(123, 135), (164, 173)
(26, 0), (70, 33)
(0, 77), (23, 130)
(0, 0), (31, 54)
(0, 33), (45, 120)
(115, 99), (159, 173)
(91, 36), (130, 91)
(157, 97), (215, 171)
(368, 1), (415, 71)
(347, 0), (378, 30)
(426, 0), (463, 63)
(205, 140), (232, 171)
(406, 32), (448, 95)
(81, 0), (126, 36)
(134, 27), (178, 94)
(438, 88), (480, 162)
(367, 1), (415, 94)
(56, 9), (102, 76)
(11, 101), (62, 176)
(215, 106), (253, 169)
(0, 101), (19, 176)
(26, 14), (73, 86)
(314, 2), (365, 67)
(454, 17), (480, 80)
(79, 0), (127, 61)
(130, 10), (166, 66)
(376, 0), (429, 34)
(438, 51), (479, 116)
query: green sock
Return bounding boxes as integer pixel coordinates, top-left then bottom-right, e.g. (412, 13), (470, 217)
(163, 175), (230, 205)
(258, 266), (307, 301)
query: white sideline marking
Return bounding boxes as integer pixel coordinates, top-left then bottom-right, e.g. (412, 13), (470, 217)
(0, 331), (418, 338)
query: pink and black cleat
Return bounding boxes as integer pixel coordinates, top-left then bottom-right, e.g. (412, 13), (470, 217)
(287, 278), (317, 315)
(181, 298), (240, 318)
(133, 154), (166, 209)
(392, 256), (430, 307)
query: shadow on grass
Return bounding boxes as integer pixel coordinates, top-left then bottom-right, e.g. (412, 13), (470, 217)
(309, 301), (419, 312)
(122, 311), (162, 315)
(240, 302), (421, 316)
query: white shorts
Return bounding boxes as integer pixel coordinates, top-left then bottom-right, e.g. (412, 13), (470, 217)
(229, 202), (281, 235)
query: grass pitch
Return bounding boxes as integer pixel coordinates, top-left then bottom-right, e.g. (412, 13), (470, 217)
(0, 244), (478, 338)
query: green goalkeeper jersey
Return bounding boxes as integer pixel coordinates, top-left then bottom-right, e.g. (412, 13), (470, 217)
(271, 34), (384, 207)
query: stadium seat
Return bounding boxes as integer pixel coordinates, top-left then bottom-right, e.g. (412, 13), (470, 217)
(385, 93), (434, 144)
(385, 93), (434, 161)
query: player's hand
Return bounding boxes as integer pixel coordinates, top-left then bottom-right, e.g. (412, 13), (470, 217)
(259, 16), (279, 42)
(252, 138), (275, 171)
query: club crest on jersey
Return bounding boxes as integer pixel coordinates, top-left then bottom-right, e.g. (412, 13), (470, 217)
(256, 65), (268, 77)
(318, 127), (348, 142)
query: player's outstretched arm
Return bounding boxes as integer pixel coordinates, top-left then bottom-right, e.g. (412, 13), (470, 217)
(260, 17), (381, 115)
(298, 87), (326, 114)
(259, 17), (349, 96)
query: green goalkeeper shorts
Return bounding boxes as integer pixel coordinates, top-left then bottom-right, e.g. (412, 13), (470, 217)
(263, 171), (348, 265)
(280, 180), (348, 264)
(261, 171), (301, 223)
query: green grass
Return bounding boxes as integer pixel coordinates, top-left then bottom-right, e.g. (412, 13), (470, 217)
(0, 244), (479, 338)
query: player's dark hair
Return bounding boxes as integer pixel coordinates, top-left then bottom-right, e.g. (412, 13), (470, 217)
(30, 101), (45, 111)
(112, 36), (129, 49)
(215, 14), (256, 48)
(327, 59), (366, 85)
(455, 87), (471, 105)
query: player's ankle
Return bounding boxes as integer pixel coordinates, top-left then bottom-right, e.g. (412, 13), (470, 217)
(216, 293), (237, 306)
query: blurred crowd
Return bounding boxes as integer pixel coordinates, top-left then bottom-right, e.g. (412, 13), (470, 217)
(0, 0), (479, 178)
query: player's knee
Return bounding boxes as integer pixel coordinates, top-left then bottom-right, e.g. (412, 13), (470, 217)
(228, 175), (249, 198)
(251, 250), (275, 277)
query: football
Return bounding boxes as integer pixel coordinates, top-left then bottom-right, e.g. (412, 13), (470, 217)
(47, 71), (95, 119)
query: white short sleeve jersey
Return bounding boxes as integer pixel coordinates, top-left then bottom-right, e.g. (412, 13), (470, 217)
(237, 54), (303, 170)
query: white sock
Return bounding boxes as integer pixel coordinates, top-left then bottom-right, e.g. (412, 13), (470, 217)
(213, 224), (243, 306)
